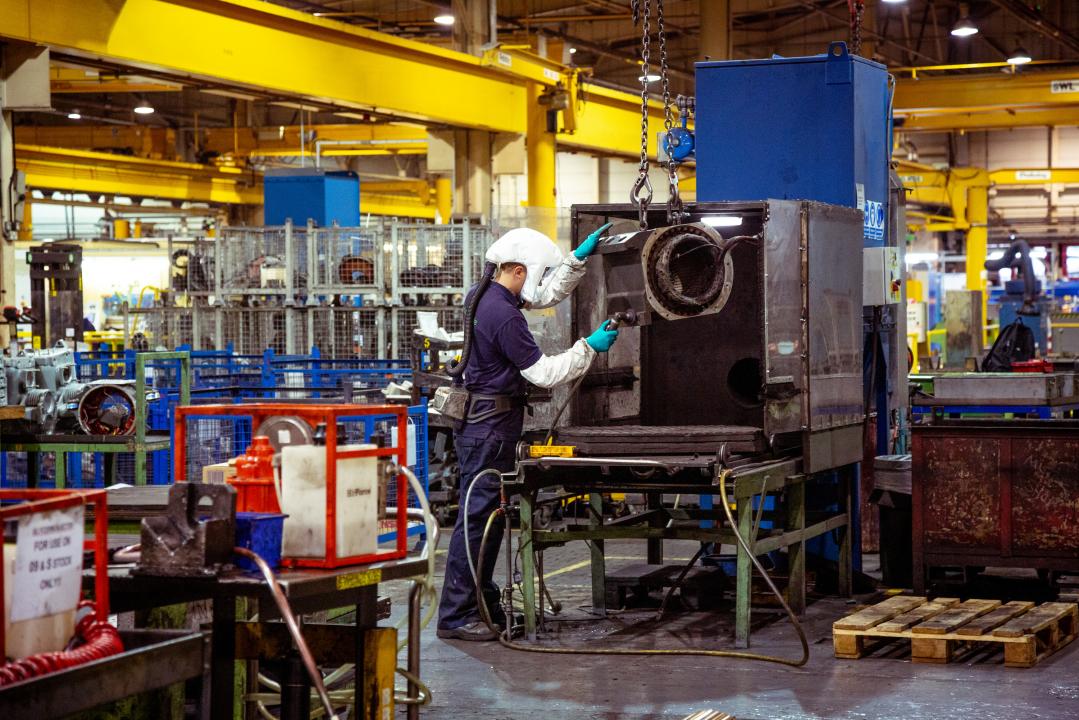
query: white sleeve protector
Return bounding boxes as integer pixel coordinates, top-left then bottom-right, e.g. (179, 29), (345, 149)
(524, 255), (587, 310)
(520, 338), (595, 389)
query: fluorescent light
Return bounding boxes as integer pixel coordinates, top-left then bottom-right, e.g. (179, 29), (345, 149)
(638, 73), (661, 83)
(133, 99), (155, 115)
(67, 110), (82, 120)
(1007, 46), (1032, 65)
(881, 0), (906, 3)
(700, 215), (743, 228)
(433, 14), (455, 25)
(569, 47), (577, 54)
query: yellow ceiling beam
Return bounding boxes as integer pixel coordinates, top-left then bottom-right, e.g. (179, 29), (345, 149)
(0, 0), (665, 159)
(15, 144), (436, 218)
(894, 69), (1079, 116)
(16, 144), (261, 204)
(897, 106), (1079, 132)
(50, 65), (183, 93)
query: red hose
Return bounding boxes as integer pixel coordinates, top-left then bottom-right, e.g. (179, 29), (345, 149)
(0, 601), (123, 686)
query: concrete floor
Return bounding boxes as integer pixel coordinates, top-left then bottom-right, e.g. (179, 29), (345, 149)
(384, 536), (1079, 720)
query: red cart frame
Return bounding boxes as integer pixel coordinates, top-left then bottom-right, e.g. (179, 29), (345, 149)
(0, 489), (109, 657)
(174, 403), (410, 568)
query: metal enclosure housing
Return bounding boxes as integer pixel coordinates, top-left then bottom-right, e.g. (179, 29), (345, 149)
(694, 43), (891, 249)
(570, 200), (864, 472)
(264, 169), (360, 226)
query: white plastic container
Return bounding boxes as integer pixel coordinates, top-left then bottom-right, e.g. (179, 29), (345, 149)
(4, 543), (76, 659)
(279, 444), (380, 559)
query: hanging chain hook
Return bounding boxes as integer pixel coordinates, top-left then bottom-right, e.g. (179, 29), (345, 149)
(656, 0), (683, 225)
(631, 0), (653, 230)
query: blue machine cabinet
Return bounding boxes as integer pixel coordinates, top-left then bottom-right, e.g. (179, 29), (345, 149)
(264, 169), (361, 227)
(694, 42), (891, 248)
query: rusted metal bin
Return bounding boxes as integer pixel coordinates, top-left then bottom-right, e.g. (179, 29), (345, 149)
(912, 419), (1079, 593)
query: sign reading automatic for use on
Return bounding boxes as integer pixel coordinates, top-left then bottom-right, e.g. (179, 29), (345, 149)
(10, 506), (85, 622)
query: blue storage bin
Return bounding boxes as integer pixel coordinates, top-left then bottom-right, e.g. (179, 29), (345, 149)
(234, 512), (287, 572)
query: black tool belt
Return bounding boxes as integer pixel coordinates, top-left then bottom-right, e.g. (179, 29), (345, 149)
(466, 392), (527, 423)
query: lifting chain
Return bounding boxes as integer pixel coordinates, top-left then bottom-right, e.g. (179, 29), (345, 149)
(849, 0), (865, 56)
(656, 0), (683, 225)
(630, 0), (654, 230)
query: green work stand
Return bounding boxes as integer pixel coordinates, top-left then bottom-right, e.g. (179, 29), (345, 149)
(509, 456), (853, 648)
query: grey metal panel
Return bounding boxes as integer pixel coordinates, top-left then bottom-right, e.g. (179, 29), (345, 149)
(761, 200), (806, 437)
(806, 202), (864, 434)
(932, 372), (1076, 402)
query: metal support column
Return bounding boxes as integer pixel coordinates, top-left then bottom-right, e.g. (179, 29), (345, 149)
(526, 81), (557, 240)
(589, 492), (606, 617)
(520, 490), (538, 640)
(735, 481), (754, 648)
(787, 477), (807, 616)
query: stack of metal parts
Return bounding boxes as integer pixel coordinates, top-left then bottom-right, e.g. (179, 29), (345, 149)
(2, 346), (139, 435)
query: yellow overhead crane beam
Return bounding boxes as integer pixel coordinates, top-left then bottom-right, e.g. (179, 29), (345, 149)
(17, 123), (429, 162)
(15, 145), (437, 219)
(894, 69), (1079, 130)
(0, 0), (668, 159)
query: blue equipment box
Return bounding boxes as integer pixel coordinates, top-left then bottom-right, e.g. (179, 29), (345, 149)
(694, 42), (891, 248)
(234, 512), (287, 572)
(264, 169), (360, 226)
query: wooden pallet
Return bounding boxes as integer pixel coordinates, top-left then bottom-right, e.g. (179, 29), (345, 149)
(833, 596), (1078, 667)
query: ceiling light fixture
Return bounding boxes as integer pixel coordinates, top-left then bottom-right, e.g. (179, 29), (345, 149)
(1007, 46), (1032, 65)
(881, 0), (906, 4)
(67, 110), (82, 120)
(951, 3), (978, 37)
(433, 14), (455, 26)
(638, 73), (661, 83)
(133, 98), (155, 115)
(569, 47), (577, 54)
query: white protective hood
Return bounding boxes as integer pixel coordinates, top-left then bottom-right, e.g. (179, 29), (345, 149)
(485, 228), (565, 305)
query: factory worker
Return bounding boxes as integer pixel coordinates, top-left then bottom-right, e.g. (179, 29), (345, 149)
(437, 223), (618, 641)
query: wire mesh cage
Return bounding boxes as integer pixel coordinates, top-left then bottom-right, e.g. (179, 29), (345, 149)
(304, 305), (385, 359)
(216, 307), (297, 356)
(391, 221), (471, 296)
(308, 225), (384, 296)
(216, 224), (308, 298)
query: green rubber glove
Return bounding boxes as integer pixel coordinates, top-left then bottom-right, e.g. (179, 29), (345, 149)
(573, 222), (613, 261)
(585, 320), (619, 352)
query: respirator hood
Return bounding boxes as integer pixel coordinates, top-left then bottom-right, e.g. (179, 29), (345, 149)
(485, 228), (564, 304)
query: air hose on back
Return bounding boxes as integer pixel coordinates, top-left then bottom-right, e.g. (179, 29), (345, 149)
(446, 261), (497, 380)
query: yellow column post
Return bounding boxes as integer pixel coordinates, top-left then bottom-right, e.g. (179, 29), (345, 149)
(17, 198), (32, 242)
(965, 178), (990, 341)
(434, 175), (452, 224)
(526, 81), (557, 239)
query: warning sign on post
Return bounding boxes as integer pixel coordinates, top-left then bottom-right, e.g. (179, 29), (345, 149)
(10, 506), (85, 622)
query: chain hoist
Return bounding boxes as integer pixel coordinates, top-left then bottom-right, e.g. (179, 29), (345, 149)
(656, 0), (683, 225)
(849, 0), (865, 56)
(630, 0), (654, 230)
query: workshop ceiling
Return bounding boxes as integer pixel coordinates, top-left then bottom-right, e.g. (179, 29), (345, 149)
(16, 2), (1079, 137)
(266, 0), (1079, 95)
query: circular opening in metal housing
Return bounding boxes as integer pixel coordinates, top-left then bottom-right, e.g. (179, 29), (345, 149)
(649, 228), (726, 316)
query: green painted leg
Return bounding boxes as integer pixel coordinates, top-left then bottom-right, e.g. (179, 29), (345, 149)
(589, 492), (607, 617)
(520, 492), (538, 640)
(787, 480), (806, 616)
(735, 490), (753, 648)
(54, 451), (66, 489)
